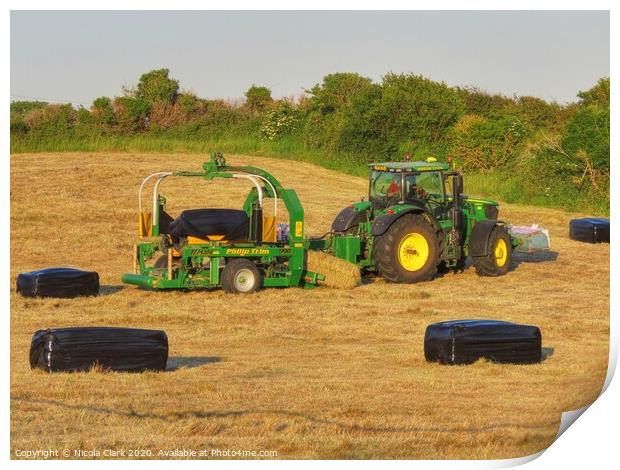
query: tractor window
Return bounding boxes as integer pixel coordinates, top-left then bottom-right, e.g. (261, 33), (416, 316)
(370, 171), (402, 207)
(403, 172), (444, 204)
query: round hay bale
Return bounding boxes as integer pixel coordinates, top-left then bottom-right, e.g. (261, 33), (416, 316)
(569, 217), (610, 243)
(306, 250), (361, 289)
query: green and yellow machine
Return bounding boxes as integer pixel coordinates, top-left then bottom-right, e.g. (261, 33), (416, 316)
(122, 152), (514, 293)
(313, 157), (515, 283)
(122, 152), (324, 293)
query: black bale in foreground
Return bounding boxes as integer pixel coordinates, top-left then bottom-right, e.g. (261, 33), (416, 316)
(16, 267), (99, 298)
(424, 320), (542, 365)
(30, 327), (169, 373)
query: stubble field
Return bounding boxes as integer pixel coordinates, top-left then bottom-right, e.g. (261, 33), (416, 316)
(10, 152), (609, 459)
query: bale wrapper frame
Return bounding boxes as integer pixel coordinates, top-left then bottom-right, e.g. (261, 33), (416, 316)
(122, 152), (324, 293)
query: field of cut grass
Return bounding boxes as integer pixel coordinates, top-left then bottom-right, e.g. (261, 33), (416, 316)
(10, 152), (609, 459)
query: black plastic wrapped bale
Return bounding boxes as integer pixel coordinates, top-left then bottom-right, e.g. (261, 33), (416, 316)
(169, 208), (249, 242)
(29, 327), (169, 373)
(424, 320), (542, 365)
(569, 217), (610, 244)
(16, 268), (99, 298)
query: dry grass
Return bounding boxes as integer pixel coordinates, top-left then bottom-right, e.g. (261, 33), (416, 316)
(306, 250), (361, 289)
(10, 152), (609, 459)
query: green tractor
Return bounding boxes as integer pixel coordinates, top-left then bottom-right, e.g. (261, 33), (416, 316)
(312, 157), (515, 282)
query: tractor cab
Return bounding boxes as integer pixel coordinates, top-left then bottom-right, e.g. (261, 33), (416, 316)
(368, 159), (453, 217)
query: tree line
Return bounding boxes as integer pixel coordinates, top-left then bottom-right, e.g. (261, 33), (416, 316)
(10, 68), (609, 210)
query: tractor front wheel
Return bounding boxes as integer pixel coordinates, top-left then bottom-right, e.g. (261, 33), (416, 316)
(372, 213), (439, 283)
(221, 259), (263, 294)
(472, 225), (512, 276)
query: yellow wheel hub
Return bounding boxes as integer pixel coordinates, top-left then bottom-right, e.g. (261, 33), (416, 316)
(494, 238), (508, 267)
(398, 233), (430, 272)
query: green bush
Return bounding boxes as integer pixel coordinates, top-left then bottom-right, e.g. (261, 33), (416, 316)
(92, 97), (116, 127)
(244, 85), (273, 113)
(260, 100), (299, 140)
(376, 73), (464, 153)
(135, 68), (179, 104)
(303, 73), (376, 154)
(456, 86), (514, 117)
(336, 82), (385, 159)
(23, 104), (76, 139)
(11, 101), (49, 136)
(577, 77), (609, 107)
(562, 105), (610, 171)
(516, 96), (561, 128)
(113, 96), (151, 132)
(10, 100), (48, 117)
(305, 73), (374, 113)
(530, 78), (610, 202)
(10, 120), (29, 135)
(447, 114), (529, 171)
(177, 93), (207, 118)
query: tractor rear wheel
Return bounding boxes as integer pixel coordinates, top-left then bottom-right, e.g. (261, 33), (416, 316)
(372, 213), (439, 283)
(472, 225), (512, 276)
(221, 259), (262, 294)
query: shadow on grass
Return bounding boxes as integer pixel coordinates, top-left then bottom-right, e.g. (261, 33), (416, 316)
(99, 285), (125, 296)
(11, 395), (559, 434)
(431, 250), (559, 279)
(166, 356), (222, 371)
(541, 347), (555, 361)
(432, 259), (471, 280)
(513, 251), (559, 264)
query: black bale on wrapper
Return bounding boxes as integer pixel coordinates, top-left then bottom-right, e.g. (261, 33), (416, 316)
(424, 320), (542, 365)
(29, 327), (169, 373)
(16, 267), (99, 298)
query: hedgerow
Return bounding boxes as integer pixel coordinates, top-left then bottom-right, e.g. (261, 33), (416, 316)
(10, 70), (609, 214)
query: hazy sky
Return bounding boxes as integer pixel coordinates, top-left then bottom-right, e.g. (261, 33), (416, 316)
(10, 10), (609, 106)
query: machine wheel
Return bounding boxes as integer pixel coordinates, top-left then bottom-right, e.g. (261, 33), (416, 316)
(372, 213), (439, 283)
(221, 259), (262, 294)
(472, 225), (512, 276)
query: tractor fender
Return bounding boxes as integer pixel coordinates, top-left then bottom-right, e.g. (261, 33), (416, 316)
(468, 219), (505, 257)
(371, 208), (431, 237)
(332, 206), (368, 233)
